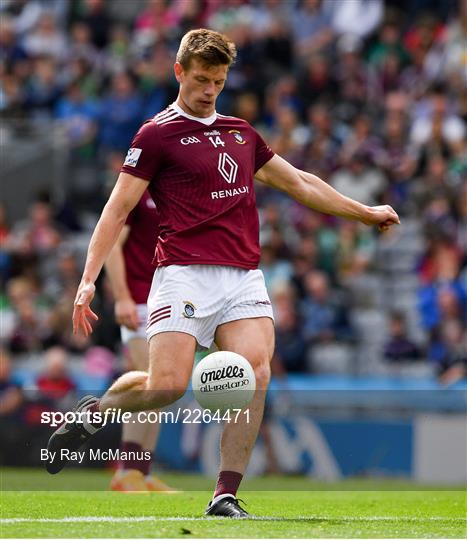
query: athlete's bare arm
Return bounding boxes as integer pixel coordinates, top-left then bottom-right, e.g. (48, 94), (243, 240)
(73, 172), (148, 336)
(255, 154), (400, 229)
(104, 225), (140, 331)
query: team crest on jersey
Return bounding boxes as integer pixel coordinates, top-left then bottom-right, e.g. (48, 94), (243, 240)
(183, 301), (196, 318)
(124, 147), (142, 167)
(229, 130), (246, 144)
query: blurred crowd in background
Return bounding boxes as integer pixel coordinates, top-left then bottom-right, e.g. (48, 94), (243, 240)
(1, 0), (466, 428)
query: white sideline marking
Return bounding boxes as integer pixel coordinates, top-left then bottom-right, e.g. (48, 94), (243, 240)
(1, 516), (465, 524)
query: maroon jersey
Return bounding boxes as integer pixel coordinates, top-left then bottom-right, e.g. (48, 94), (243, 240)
(120, 102), (274, 270)
(123, 190), (160, 303)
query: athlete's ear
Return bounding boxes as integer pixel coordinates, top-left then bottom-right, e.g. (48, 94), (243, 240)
(174, 62), (183, 83)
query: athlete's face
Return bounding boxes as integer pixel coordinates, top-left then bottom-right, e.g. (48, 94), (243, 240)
(174, 59), (228, 118)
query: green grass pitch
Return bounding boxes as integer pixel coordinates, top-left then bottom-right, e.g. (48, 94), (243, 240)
(1, 469), (465, 538)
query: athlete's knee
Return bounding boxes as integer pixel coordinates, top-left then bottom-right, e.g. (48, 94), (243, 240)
(253, 360), (271, 389)
(109, 370), (148, 394)
(146, 372), (188, 404)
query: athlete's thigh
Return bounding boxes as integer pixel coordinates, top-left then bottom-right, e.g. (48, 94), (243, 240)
(214, 317), (275, 369)
(126, 337), (149, 371)
(147, 331), (197, 389)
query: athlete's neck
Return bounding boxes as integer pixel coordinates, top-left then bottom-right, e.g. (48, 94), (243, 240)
(172, 99), (217, 126)
(175, 96), (215, 119)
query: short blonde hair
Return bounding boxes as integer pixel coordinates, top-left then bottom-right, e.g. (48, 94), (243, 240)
(176, 28), (237, 69)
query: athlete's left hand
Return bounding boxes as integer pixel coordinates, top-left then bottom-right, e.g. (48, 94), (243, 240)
(361, 205), (400, 232)
(115, 298), (139, 330)
(72, 281), (99, 336)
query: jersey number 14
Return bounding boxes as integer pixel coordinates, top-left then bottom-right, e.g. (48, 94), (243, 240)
(209, 136), (225, 148)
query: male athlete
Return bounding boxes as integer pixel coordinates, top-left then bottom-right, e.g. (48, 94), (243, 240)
(46, 29), (399, 517)
(104, 189), (174, 492)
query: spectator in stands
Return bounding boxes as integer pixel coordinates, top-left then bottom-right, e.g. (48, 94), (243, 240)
(330, 151), (387, 207)
(326, 0), (383, 40)
(258, 14), (293, 78)
(410, 84), (466, 160)
(273, 284), (307, 373)
(301, 103), (342, 176)
(233, 92), (261, 126)
(6, 276), (50, 354)
(290, 252), (316, 300)
(403, 12), (445, 62)
(2, 0), (43, 37)
(76, 0), (112, 50)
(418, 235), (463, 286)
(138, 45), (176, 120)
(369, 19), (410, 68)
(298, 54), (338, 108)
(8, 193), (62, 279)
(268, 105), (308, 163)
(35, 346), (76, 409)
(373, 51), (404, 97)
(301, 270), (353, 345)
(384, 311), (422, 362)
(103, 23), (130, 76)
(99, 71), (143, 153)
(456, 183), (467, 256)
(335, 221), (375, 282)
(43, 245), (81, 301)
(134, 0), (179, 44)
(0, 347), (23, 417)
(334, 34), (368, 122)
(412, 153), (455, 210)
(399, 43), (432, 102)
(55, 81), (98, 149)
(0, 202), (12, 285)
(291, 0), (333, 59)
(429, 319), (467, 384)
(441, 0), (467, 89)
(0, 15), (28, 67)
(23, 11), (67, 61)
(24, 56), (63, 116)
(0, 73), (26, 120)
(0, 347), (25, 465)
(260, 240), (293, 293)
(418, 274), (467, 332)
(340, 114), (382, 166)
(378, 111), (416, 212)
(67, 21), (100, 68)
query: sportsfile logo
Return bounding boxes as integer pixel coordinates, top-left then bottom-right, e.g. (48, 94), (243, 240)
(199, 365), (250, 393)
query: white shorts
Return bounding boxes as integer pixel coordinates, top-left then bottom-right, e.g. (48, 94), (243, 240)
(146, 265), (274, 348)
(120, 304), (148, 344)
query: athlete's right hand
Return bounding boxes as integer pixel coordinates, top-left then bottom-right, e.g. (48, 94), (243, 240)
(115, 298), (139, 331)
(72, 281), (99, 336)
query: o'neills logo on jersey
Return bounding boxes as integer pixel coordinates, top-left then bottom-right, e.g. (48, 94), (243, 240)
(204, 130), (221, 137)
(200, 365), (245, 384)
(211, 186), (249, 199)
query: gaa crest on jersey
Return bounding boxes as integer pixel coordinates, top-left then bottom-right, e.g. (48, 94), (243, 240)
(229, 129), (246, 144)
(124, 147), (142, 167)
(183, 301), (196, 318)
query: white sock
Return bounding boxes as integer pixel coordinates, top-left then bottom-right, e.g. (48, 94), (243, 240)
(211, 493), (236, 505)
